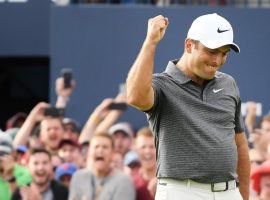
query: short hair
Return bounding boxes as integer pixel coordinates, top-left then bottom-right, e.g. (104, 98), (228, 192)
(90, 132), (114, 149)
(262, 115), (270, 123)
(29, 147), (52, 160)
(136, 127), (153, 138)
(256, 114), (270, 129)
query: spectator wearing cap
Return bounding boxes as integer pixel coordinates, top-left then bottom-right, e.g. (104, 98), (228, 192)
(251, 160), (270, 200)
(0, 133), (31, 200)
(58, 139), (84, 168)
(62, 118), (81, 141)
(13, 145), (28, 167)
(55, 163), (77, 188)
(12, 148), (68, 200)
(69, 132), (135, 200)
(109, 122), (134, 157)
(123, 151), (141, 177)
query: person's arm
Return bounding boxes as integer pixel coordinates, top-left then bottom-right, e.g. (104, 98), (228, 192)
(78, 98), (114, 144)
(13, 102), (50, 147)
(235, 132), (250, 200)
(245, 101), (257, 134)
(95, 93), (126, 133)
(126, 15), (169, 111)
(55, 77), (76, 108)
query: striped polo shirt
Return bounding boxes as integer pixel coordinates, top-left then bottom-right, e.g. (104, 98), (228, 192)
(146, 59), (244, 183)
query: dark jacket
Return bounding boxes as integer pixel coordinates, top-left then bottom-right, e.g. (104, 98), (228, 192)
(12, 180), (68, 200)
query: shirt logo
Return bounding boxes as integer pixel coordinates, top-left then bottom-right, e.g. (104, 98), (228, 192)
(217, 28), (230, 33)
(213, 88), (223, 93)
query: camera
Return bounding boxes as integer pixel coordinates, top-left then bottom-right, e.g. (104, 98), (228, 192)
(108, 103), (127, 110)
(61, 68), (73, 88)
(44, 107), (65, 117)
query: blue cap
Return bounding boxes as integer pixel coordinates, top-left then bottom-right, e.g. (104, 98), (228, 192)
(16, 145), (28, 153)
(55, 163), (77, 180)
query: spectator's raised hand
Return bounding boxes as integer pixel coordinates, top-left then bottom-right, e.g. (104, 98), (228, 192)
(246, 101), (257, 115)
(55, 77), (76, 99)
(91, 98), (115, 122)
(28, 102), (50, 123)
(115, 92), (127, 103)
(13, 102), (50, 147)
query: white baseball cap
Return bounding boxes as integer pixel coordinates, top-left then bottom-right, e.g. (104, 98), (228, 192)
(187, 13), (240, 53)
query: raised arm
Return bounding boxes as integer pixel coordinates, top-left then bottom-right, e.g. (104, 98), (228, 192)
(55, 77), (76, 108)
(245, 101), (257, 134)
(13, 102), (50, 147)
(78, 98), (114, 144)
(95, 93), (126, 133)
(126, 15), (169, 111)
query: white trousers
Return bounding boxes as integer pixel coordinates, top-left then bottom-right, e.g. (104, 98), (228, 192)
(155, 179), (243, 200)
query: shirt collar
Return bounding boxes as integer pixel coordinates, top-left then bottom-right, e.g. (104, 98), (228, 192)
(165, 59), (191, 84)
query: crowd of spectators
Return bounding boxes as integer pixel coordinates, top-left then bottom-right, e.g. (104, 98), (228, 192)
(0, 74), (157, 200)
(1, 73), (270, 200)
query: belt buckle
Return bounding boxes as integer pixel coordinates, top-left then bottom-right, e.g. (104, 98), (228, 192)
(211, 182), (228, 192)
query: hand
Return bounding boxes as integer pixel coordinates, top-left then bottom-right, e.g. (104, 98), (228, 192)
(146, 15), (169, 45)
(55, 77), (76, 98)
(1, 155), (15, 180)
(114, 92), (127, 103)
(20, 184), (42, 200)
(246, 101), (257, 116)
(92, 98), (115, 121)
(28, 102), (50, 123)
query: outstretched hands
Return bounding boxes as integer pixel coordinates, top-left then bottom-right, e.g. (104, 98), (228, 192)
(146, 15), (169, 45)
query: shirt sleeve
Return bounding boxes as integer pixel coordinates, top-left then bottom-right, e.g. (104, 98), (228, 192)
(232, 79), (245, 133)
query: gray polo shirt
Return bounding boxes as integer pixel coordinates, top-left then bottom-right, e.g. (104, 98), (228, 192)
(147, 60), (244, 183)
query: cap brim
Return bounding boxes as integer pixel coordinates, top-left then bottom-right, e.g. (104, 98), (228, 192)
(229, 43), (240, 53)
(200, 40), (240, 53)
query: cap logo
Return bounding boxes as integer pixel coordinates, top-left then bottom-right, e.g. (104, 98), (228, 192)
(217, 28), (230, 33)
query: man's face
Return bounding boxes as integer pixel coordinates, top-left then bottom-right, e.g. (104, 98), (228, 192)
(28, 152), (52, 187)
(136, 135), (156, 171)
(261, 120), (270, 135)
(58, 143), (80, 164)
(189, 41), (230, 80)
(113, 131), (131, 156)
(260, 174), (270, 200)
(63, 123), (79, 141)
(40, 118), (64, 151)
(88, 136), (113, 175)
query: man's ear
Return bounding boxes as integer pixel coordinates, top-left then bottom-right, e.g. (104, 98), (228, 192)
(185, 39), (194, 54)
